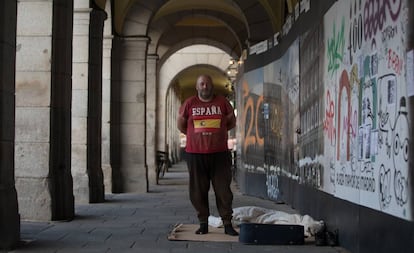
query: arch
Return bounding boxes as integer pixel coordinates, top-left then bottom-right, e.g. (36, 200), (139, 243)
(152, 0), (247, 25)
(147, 10), (246, 59)
(115, 0), (278, 47)
(234, 0), (277, 44)
(114, 0), (165, 35)
(159, 44), (233, 92)
(156, 45), (234, 152)
(158, 38), (239, 67)
(171, 64), (231, 101)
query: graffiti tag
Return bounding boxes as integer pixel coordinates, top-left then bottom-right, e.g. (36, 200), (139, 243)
(327, 18), (346, 76)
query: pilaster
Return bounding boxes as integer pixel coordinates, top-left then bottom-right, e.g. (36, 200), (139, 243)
(146, 54), (158, 185)
(72, 7), (93, 204)
(116, 36), (150, 192)
(0, 0), (20, 249)
(72, 6), (106, 203)
(15, 0), (74, 221)
(102, 35), (113, 193)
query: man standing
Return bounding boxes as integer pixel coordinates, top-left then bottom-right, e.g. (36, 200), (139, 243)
(177, 74), (239, 236)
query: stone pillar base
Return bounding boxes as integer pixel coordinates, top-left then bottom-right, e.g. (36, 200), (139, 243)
(147, 163), (157, 186)
(102, 164), (113, 193)
(0, 187), (20, 250)
(122, 164), (148, 193)
(16, 177), (53, 220)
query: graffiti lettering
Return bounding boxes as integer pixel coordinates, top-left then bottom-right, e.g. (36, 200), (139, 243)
(364, 0), (402, 40)
(323, 90), (336, 145)
(328, 18), (346, 76)
(242, 81), (264, 154)
(349, 14), (363, 63)
(336, 172), (376, 192)
(255, 96), (264, 146)
(382, 25), (398, 42)
(266, 174), (280, 200)
(337, 71), (351, 161)
(243, 95), (256, 153)
(387, 48), (403, 75)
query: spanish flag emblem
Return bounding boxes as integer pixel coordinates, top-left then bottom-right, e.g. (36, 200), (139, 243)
(193, 118), (221, 132)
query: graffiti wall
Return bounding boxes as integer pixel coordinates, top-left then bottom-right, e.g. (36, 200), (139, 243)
(239, 69), (265, 173)
(263, 40), (300, 200)
(238, 0), (411, 221)
(239, 42), (300, 201)
(298, 23), (327, 191)
(322, 0), (410, 220)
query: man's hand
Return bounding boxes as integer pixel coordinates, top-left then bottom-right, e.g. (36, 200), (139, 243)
(226, 113), (236, 130)
(177, 115), (188, 134)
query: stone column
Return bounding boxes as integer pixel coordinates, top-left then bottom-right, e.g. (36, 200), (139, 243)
(72, 4), (106, 203)
(49, 0), (75, 221)
(0, 0), (20, 249)
(102, 35), (113, 193)
(146, 54), (158, 186)
(166, 88), (180, 163)
(101, 0), (113, 193)
(72, 6), (92, 204)
(87, 7), (106, 203)
(110, 36), (123, 193)
(15, 0), (74, 221)
(113, 37), (149, 193)
(166, 89), (173, 161)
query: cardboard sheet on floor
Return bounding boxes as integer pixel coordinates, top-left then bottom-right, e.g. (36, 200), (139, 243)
(167, 224), (239, 242)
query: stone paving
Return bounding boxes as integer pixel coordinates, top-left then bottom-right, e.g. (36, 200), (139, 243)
(5, 162), (351, 253)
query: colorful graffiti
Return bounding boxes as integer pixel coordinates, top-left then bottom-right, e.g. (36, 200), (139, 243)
(237, 0), (410, 221)
(363, 0), (402, 40)
(239, 71), (266, 174)
(323, 90), (336, 145)
(241, 80), (264, 156)
(266, 174), (280, 200)
(377, 74), (409, 210)
(337, 70), (352, 161)
(327, 18), (346, 76)
(322, 0), (410, 220)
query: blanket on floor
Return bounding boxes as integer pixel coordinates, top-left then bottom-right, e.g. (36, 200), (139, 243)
(208, 206), (324, 237)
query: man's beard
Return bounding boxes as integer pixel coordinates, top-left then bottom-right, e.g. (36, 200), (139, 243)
(199, 90), (213, 100)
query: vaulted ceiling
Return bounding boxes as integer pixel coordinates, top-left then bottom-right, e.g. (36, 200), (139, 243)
(94, 0), (296, 101)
